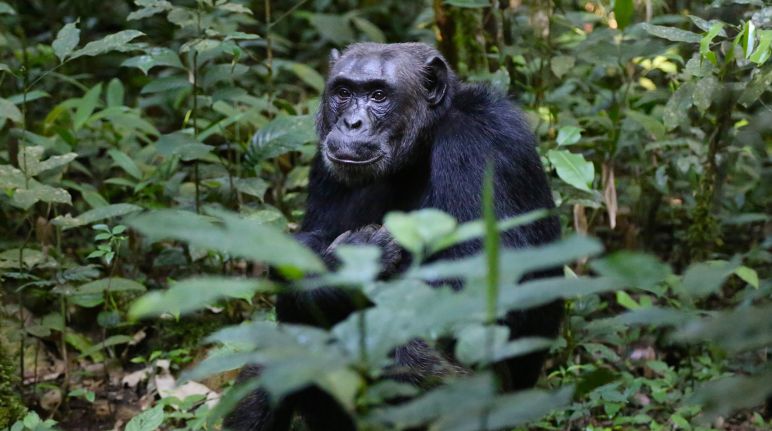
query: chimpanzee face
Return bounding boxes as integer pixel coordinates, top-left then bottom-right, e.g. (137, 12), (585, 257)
(317, 44), (450, 184)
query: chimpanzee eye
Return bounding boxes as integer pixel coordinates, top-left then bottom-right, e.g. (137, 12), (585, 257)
(371, 90), (386, 102)
(336, 88), (351, 99)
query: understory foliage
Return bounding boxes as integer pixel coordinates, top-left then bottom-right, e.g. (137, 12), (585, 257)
(0, 1), (769, 430)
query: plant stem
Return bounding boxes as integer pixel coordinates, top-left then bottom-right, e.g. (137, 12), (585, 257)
(193, 10), (201, 213)
(265, 0), (273, 99)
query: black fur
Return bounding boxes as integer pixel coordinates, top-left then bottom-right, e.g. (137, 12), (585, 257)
(224, 42), (561, 431)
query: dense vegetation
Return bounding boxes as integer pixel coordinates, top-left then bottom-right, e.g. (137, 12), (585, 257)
(0, 1), (770, 430)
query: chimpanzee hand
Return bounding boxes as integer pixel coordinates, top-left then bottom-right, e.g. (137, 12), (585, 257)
(322, 224), (402, 277)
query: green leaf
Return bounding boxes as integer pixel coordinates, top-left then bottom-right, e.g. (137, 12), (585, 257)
(547, 149), (594, 192)
(587, 307), (693, 331)
(0, 97), (23, 125)
(179, 38), (220, 54)
(70, 30), (145, 59)
(127, 0), (172, 21)
(0, 2), (16, 14)
(435, 386), (574, 431)
(625, 110), (666, 140)
(739, 68), (772, 106)
(128, 209), (325, 273)
(51, 203), (142, 230)
(106, 78), (125, 107)
(224, 31), (261, 41)
(307, 14), (354, 45)
(372, 374), (496, 428)
(0, 164), (25, 188)
(411, 235), (604, 287)
(288, 62), (325, 92)
(641, 23), (701, 43)
(235, 177), (269, 200)
(130, 277), (271, 319)
(125, 406), (164, 431)
(687, 368), (772, 421)
(613, 0), (635, 30)
(733, 265), (759, 288)
(373, 372), (572, 430)
(443, 0), (491, 7)
(663, 82), (695, 130)
(740, 20), (756, 59)
(700, 22), (724, 65)
(351, 16), (386, 43)
(12, 180), (72, 209)
(0, 248), (54, 270)
(689, 15), (725, 34)
(556, 125), (582, 146)
(550, 55), (575, 79)
(431, 210), (549, 254)
(52, 21), (80, 62)
(155, 132), (213, 161)
(74, 83), (102, 131)
(616, 291), (640, 310)
(680, 259), (738, 298)
(108, 149), (143, 180)
(693, 76), (718, 113)
(749, 29), (772, 64)
(674, 304), (772, 352)
(248, 115), (316, 161)
(122, 47), (184, 75)
(140, 76), (189, 94)
(77, 278), (145, 296)
(590, 251), (671, 292)
(456, 324), (552, 364)
(6, 90), (49, 105)
(384, 209), (457, 255)
(79, 335), (132, 358)
(65, 332), (101, 360)
(17, 145), (77, 177)
(218, 3), (253, 14)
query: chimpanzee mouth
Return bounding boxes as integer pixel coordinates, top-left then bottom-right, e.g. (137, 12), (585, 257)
(326, 153), (383, 166)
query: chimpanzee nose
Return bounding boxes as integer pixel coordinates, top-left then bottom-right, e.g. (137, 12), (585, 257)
(344, 117), (363, 130)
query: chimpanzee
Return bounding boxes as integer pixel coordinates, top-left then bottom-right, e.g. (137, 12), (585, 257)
(224, 42), (562, 431)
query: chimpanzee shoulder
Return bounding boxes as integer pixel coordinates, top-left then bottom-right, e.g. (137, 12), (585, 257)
(427, 83), (559, 245)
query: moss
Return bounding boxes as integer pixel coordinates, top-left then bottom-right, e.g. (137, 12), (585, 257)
(0, 342), (26, 428)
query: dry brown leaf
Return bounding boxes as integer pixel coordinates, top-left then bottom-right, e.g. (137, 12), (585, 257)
(602, 162), (618, 230)
(573, 204), (588, 235)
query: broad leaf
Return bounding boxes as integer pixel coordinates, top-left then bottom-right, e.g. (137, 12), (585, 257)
(70, 30), (145, 59)
(108, 149), (143, 179)
(125, 406), (164, 431)
(130, 277), (272, 318)
(679, 258), (738, 298)
(122, 47), (184, 75)
(384, 209), (457, 255)
(74, 83), (102, 130)
(547, 149), (594, 192)
(128, 209), (325, 273)
(52, 203), (142, 229)
(614, 0), (635, 30)
(0, 97), (22, 125)
(590, 251), (671, 293)
(556, 125), (582, 146)
(53, 21), (80, 62)
(641, 23), (701, 43)
(248, 115), (316, 161)
(663, 82), (695, 130)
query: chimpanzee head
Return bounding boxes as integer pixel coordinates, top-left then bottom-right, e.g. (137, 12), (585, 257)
(316, 43), (456, 184)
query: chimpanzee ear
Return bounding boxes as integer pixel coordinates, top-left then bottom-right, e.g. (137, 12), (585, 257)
(423, 56), (449, 106)
(329, 48), (341, 66)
